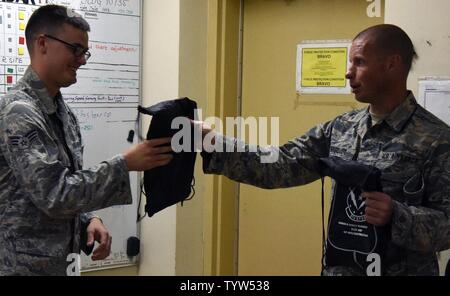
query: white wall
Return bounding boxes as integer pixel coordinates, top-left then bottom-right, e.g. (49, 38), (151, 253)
(386, 0), (450, 276)
(385, 0), (450, 95)
(138, 0), (180, 276)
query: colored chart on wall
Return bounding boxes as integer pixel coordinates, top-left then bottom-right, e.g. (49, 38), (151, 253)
(0, 3), (31, 94)
(0, 0), (142, 272)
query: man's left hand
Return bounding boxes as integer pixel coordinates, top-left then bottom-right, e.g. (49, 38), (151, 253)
(362, 192), (394, 226)
(86, 217), (112, 260)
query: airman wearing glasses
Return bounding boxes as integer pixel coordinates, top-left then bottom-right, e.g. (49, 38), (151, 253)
(44, 34), (92, 61)
(0, 5), (172, 275)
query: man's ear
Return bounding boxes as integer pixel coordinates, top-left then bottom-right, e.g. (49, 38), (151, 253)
(386, 54), (402, 72)
(35, 35), (48, 55)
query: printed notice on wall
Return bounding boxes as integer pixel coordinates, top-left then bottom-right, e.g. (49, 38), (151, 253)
(418, 78), (450, 125)
(296, 40), (351, 94)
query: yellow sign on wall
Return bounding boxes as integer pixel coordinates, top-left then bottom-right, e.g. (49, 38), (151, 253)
(301, 47), (348, 87)
(297, 41), (351, 94)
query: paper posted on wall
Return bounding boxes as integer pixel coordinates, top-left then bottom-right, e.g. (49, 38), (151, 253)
(418, 78), (450, 125)
(296, 40), (352, 94)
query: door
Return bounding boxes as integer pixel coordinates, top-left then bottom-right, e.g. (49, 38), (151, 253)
(238, 0), (384, 275)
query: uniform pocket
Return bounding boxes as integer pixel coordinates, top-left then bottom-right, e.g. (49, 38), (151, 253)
(381, 170), (423, 205)
(15, 238), (66, 258)
(402, 172), (425, 206)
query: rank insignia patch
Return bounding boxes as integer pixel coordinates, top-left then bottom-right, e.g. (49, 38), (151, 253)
(8, 131), (41, 149)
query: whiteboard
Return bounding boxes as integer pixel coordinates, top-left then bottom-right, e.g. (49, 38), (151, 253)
(0, 0), (142, 271)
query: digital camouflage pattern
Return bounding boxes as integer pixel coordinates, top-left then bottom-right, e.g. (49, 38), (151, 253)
(203, 92), (450, 276)
(0, 67), (132, 275)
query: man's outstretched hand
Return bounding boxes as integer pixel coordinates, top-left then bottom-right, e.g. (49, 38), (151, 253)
(123, 137), (173, 171)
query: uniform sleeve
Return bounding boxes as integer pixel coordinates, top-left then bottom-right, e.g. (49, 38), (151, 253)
(80, 212), (100, 225)
(391, 129), (450, 253)
(0, 101), (132, 219)
(202, 121), (333, 189)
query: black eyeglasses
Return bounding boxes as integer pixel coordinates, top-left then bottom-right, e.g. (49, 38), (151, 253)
(44, 34), (91, 61)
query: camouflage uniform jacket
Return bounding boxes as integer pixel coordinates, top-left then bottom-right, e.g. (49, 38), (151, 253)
(203, 92), (450, 276)
(0, 67), (132, 275)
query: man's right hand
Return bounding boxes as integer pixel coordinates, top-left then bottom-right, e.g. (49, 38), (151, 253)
(123, 137), (173, 171)
(191, 120), (213, 138)
(191, 120), (217, 151)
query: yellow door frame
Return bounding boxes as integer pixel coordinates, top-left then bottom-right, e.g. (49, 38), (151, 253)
(203, 0), (241, 276)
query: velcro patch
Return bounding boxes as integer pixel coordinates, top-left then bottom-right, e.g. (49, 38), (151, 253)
(8, 130), (41, 149)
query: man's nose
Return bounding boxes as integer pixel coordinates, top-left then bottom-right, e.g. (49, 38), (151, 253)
(78, 55), (87, 65)
(345, 66), (354, 80)
(75, 53), (88, 65)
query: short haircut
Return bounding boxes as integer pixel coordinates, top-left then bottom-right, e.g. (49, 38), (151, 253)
(25, 4), (90, 54)
(354, 24), (418, 73)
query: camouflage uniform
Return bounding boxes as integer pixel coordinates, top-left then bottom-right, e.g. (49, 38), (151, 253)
(0, 67), (132, 275)
(203, 92), (450, 276)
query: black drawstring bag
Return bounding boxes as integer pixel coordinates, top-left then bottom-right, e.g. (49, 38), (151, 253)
(317, 156), (389, 274)
(135, 97), (197, 217)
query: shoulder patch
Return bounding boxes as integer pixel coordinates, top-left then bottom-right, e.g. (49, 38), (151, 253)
(8, 130), (42, 150)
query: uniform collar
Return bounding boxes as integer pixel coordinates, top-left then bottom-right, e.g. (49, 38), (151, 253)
(353, 91), (417, 138)
(19, 67), (61, 115)
(383, 91), (417, 133)
(356, 109), (371, 139)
